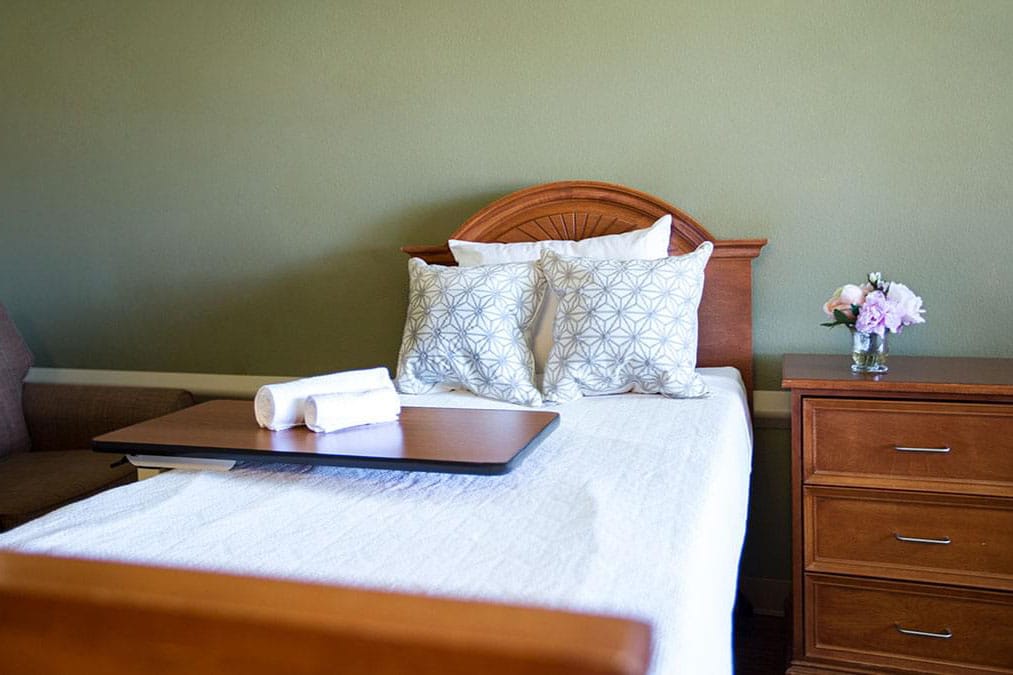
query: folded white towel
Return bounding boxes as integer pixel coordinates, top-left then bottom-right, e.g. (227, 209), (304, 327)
(304, 387), (401, 433)
(254, 367), (394, 431)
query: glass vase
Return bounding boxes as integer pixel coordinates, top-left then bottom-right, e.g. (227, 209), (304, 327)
(850, 329), (889, 373)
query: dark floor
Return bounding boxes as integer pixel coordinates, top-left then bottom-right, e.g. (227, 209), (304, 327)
(733, 612), (788, 674)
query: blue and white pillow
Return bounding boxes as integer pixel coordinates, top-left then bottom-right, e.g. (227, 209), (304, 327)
(395, 258), (545, 406)
(539, 243), (713, 403)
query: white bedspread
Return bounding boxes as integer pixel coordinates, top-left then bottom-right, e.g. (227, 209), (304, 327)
(0, 368), (753, 675)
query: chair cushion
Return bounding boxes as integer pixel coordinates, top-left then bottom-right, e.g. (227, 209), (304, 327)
(0, 304), (33, 458)
(0, 450), (135, 532)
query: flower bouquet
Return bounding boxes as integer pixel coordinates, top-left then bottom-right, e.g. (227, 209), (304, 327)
(822, 272), (926, 372)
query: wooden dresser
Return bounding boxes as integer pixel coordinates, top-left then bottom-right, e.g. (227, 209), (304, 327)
(782, 354), (1013, 674)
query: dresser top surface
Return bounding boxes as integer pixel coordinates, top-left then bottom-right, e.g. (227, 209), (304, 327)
(782, 353), (1013, 397)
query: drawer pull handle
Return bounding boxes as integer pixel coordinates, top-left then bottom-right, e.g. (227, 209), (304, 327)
(895, 624), (953, 640)
(894, 533), (951, 545)
(894, 445), (950, 454)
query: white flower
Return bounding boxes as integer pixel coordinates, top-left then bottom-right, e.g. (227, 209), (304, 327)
(886, 282), (925, 327)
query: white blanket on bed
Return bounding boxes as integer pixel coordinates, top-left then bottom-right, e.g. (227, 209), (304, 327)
(0, 368), (753, 675)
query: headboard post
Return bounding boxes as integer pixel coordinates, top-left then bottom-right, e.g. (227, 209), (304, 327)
(700, 242), (766, 399)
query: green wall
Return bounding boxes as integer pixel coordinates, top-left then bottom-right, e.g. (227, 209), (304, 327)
(2, 1), (1011, 586)
(4, 1), (1010, 384)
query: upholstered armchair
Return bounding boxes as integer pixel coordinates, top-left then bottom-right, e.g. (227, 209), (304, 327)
(0, 305), (194, 532)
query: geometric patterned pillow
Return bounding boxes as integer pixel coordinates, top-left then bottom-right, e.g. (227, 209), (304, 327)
(449, 215), (674, 375)
(539, 243), (713, 403)
(395, 258), (545, 406)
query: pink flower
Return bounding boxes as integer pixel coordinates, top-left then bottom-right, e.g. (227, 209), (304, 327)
(822, 273), (926, 334)
(822, 284), (868, 321)
(855, 290), (891, 335)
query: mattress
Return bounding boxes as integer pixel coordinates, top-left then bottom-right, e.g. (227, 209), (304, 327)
(0, 367), (753, 675)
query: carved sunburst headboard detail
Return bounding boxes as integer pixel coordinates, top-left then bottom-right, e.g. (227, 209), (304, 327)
(499, 212), (636, 243)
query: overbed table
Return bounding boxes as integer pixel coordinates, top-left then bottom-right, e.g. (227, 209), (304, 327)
(93, 400), (559, 475)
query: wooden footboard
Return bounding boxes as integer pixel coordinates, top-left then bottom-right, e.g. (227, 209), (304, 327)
(0, 551), (652, 675)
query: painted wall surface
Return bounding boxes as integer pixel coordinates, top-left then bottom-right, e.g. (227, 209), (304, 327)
(2, 2), (1011, 585)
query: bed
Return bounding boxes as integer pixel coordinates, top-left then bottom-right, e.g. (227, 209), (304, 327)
(0, 181), (766, 675)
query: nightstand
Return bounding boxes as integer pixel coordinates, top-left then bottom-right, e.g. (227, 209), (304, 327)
(782, 354), (1013, 674)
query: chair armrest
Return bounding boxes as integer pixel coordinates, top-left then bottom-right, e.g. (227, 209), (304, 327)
(22, 383), (195, 452)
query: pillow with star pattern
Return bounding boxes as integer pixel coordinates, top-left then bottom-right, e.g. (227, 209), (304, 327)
(395, 258), (545, 406)
(539, 243), (713, 403)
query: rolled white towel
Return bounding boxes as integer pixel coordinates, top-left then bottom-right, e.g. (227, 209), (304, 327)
(305, 387), (401, 433)
(254, 367), (394, 431)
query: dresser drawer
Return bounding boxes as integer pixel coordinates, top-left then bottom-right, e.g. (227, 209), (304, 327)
(803, 399), (1013, 496)
(806, 574), (1013, 673)
(805, 487), (1013, 591)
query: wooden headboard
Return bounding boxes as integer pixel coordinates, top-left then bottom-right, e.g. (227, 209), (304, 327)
(403, 181), (767, 397)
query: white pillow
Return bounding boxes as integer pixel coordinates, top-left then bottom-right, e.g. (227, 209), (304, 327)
(449, 215), (673, 371)
(539, 243), (713, 403)
(395, 258), (544, 406)
(449, 214), (672, 265)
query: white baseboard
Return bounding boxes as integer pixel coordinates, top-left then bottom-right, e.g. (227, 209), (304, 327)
(25, 367), (294, 400)
(26, 367), (794, 423)
(738, 576), (790, 617)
